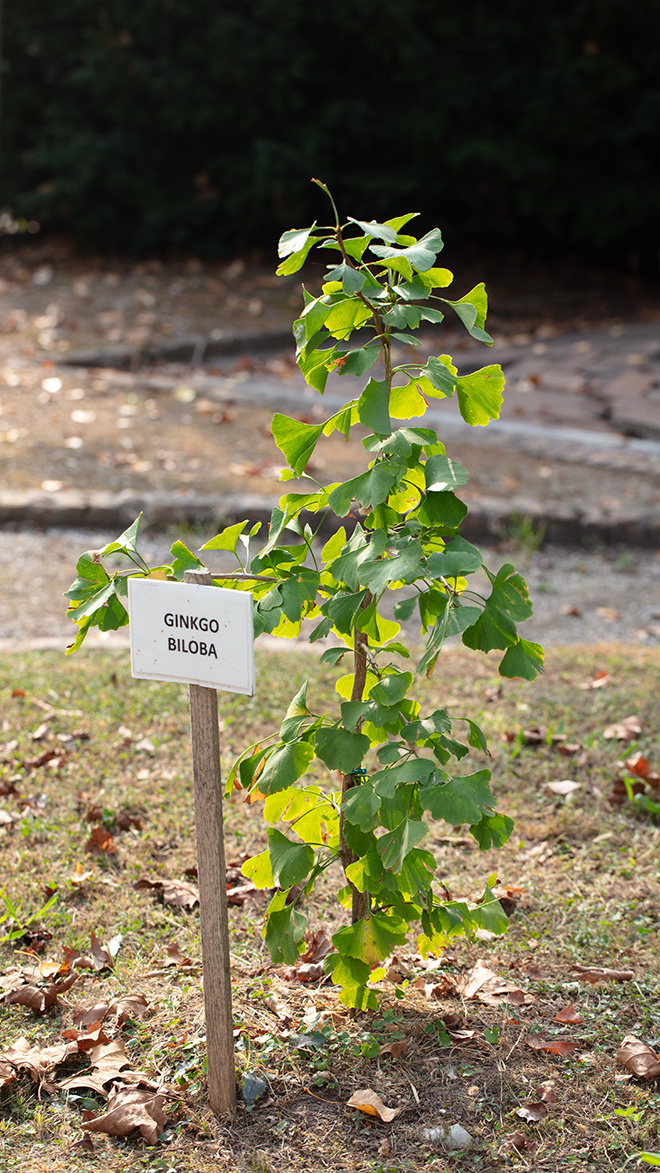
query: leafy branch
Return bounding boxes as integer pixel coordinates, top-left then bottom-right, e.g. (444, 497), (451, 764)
(65, 184), (543, 1010)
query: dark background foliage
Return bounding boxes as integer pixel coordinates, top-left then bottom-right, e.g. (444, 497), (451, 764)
(3, 0), (659, 267)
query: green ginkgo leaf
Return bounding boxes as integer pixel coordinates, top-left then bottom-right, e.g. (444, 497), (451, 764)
(267, 828), (315, 889)
(315, 726), (370, 773)
(333, 912), (408, 966)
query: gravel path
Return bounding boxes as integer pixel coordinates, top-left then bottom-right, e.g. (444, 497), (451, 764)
(2, 526), (659, 654)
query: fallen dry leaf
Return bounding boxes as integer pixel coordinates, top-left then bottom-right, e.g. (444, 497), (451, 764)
(279, 929), (332, 985)
(3, 983), (58, 1013)
(608, 776), (644, 806)
(560, 604), (582, 618)
(515, 1083), (557, 1122)
(282, 961), (325, 983)
(1, 1036), (78, 1091)
(62, 931), (120, 973)
(506, 1129), (530, 1149)
(54, 970), (79, 995)
(263, 994), (294, 1022)
(84, 804), (105, 824)
(603, 715), (643, 741)
(300, 929), (333, 964)
(438, 1012), (465, 1031)
(63, 1023), (113, 1051)
(624, 752), (660, 787)
(57, 1041), (135, 1093)
(379, 1040), (407, 1059)
(573, 964), (633, 983)
(81, 1087), (167, 1144)
(72, 1134), (95, 1154)
(615, 1035), (660, 1079)
(459, 960), (531, 1006)
(521, 726), (545, 746)
(162, 879), (198, 908)
(72, 1002), (112, 1029)
(163, 942), (195, 969)
(0, 958), (78, 1011)
(134, 876), (199, 908)
(58, 1070), (121, 1097)
(578, 670), (612, 690)
(115, 809), (144, 832)
(226, 881), (259, 906)
(85, 826), (118, 855)
(545, 779), (581, 796)
(1, 968), (34, 995)
(552, 1001), (584, 1024)
(526, 1035), (580, 1057)
(73, 994), (149, 1030)
(346, 1088), (401, 1121)
(624, 751), (649, 775)
(491, 885), (524, 916)
(516, 1100), (548, 1122)
(22, 748), (66, 774)
(89, 931), (118, 970)
(70, 861), (94, 885)
(538, 1083), (557, 1103)
(109, 994), (148, 1022)
(385, 954), (413, 983)
(413, 973), (459, 999)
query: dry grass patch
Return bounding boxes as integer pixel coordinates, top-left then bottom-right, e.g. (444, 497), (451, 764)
(1, 644), (659, 1171)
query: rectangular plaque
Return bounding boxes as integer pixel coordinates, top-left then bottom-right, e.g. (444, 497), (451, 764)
(128, 577), (255, 694)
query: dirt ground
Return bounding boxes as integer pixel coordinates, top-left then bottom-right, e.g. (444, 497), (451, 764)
(2, 236), (660, 651)
(1, 235), (659, 509)
(2, 526), (660, 657)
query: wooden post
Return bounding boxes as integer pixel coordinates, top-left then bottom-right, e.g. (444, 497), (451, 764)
(184, 569), (236, 1118)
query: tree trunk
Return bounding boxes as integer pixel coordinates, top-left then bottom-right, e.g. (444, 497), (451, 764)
(339, 600), (371, 925)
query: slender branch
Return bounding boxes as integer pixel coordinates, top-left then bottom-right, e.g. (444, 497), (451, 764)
(208, 572), (278, 582)
(312, 178), (340, 228)
(338, 592), (373, 933)
(326, 212), (390, 360)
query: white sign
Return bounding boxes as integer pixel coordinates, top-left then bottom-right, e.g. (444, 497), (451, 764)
(128, 578), (255, 694)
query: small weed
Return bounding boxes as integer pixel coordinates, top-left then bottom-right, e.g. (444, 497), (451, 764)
(615, 551), (638, 572)
(0, 885), (59, 943)
(500, 511), (547, 559)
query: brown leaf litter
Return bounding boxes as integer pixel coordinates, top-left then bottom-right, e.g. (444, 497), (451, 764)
(134, 875), (199, 908)
(616, 1036), (660, 1079)
(346, 1088), (401, 1122)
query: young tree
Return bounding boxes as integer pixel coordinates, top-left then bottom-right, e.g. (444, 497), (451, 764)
(66, 182), (543, 1009)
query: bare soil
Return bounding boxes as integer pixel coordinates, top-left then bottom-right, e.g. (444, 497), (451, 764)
(1, 237), (659, 513)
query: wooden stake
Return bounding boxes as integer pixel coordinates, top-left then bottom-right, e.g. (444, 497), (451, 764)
(184, 569), (236, 1118)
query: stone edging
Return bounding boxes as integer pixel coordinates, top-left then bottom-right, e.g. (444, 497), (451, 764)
(59, 327), (294, 370)
(1, 487), (658, 548)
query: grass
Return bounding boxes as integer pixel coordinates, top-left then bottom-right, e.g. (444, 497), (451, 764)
(1, 643), (660, 1171)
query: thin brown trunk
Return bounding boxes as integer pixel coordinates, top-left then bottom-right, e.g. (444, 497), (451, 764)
(339, 597), (372, 926)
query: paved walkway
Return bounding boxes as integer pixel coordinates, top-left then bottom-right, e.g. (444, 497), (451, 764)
(1, 248), (658, 544)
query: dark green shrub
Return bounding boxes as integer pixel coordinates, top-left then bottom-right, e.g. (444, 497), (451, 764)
(4, 0), (659, 264)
